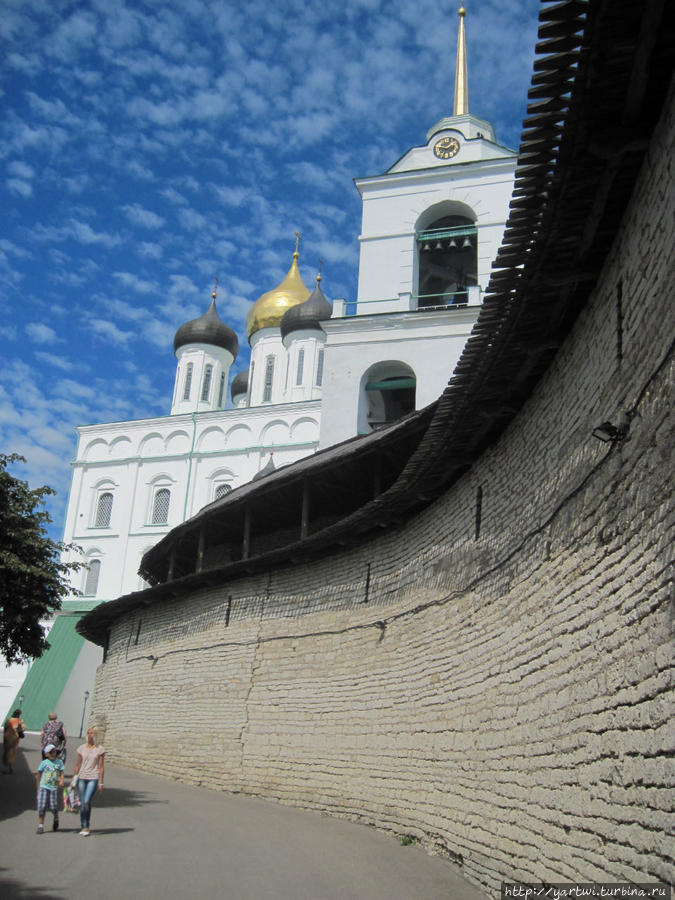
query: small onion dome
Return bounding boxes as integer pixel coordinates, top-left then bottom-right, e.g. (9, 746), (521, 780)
(174, 299), (238, 357)
(230, 368), (249, 402)
(246, 250), (310, 339)
(280, 276), (332, 340)
(252, 455), (276, 481)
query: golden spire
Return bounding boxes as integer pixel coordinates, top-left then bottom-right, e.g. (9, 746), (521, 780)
(294, 231), (301, 256)
(316, 258), (323, 284)
(453, 6), (469, 116)
(212, 277), (219, 301)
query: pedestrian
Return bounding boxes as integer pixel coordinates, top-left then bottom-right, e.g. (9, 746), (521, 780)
(72, 727), (104, 836)
(2, 708), (25, 774)
(36, 743), (64, 833)
(40, 712), (67, 764)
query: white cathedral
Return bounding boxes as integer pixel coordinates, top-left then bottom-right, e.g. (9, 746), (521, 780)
(4, 9), (517, 732)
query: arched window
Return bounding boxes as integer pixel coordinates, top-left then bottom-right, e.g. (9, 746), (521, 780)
(151, 488), (170, 525)
(361, 362), (416, 432)
(183, 363), (193, 400)
(94, 492), (113, 527)
(201, 364), (213, 401)
(263, 355), (275, 402)
(217, 373), (225, 407)
(296, 348), (304, 385)
(315, 349), (324, 387)
(84, 559), (101, 596)
(417, 214), (477, 308)
(215, 483), (232, 500)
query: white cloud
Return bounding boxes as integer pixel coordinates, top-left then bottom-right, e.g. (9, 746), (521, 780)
(113, 271), (156, 294)
(69, 220), (122, 248)
(126, 160), (155, 181)
(7, 160), (35, 179)
(86, 318), (135, 346)
(47, 11), (98, 62)
(214, 185), (247, 207)
(160, 187), (188, 206)
(137, 241), (164, 259)
(34, 351), (75, 371)
(7, 178), (32, 197)
(26, 322), (59, 344)
(121, 203), (165, 229)
(178, 208), (208, 231)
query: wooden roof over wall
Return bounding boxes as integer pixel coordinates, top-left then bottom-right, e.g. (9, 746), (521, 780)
(79, 0), (675, 645)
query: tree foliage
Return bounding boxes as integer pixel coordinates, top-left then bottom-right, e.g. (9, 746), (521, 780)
(0, 454), (83, 665)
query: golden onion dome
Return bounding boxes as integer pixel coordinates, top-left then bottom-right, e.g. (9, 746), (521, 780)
(246, 250), (311, 339)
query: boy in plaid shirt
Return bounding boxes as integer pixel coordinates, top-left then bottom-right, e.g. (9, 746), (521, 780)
(36, 744), (64, 833)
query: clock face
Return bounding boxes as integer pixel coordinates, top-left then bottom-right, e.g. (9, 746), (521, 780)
(433, 136), (460, 159)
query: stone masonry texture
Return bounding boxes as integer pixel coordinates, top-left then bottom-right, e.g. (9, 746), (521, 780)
(89, 84), (675, 896)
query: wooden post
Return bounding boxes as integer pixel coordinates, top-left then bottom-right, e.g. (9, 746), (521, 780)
(242, 503), (251, 560)
(197, 526), (205, 572)
(300, 478), (310, 540)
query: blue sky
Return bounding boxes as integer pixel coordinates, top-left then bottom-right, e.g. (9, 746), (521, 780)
(1, 0), (541, 537)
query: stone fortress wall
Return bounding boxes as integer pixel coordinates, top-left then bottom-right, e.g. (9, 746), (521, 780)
(90, 84), (674, 894)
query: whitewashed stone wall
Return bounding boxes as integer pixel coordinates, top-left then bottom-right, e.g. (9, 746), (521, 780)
(90, 85), (674, 895)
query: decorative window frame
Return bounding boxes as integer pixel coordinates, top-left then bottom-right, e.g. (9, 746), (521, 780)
(201, 363), (213, 402)
(83, 552), (103, 596)
(183, 362), (194, 401)
(263, 355), (275, 402)
(89, 480), (117, 529)
(151, 487), (171, 525)
(315, 348), (325, 387)
(146, 475), (175, 527)
(208, 467), (235, 503)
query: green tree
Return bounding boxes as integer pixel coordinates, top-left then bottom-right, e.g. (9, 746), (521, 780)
(0, 453), (83, 665)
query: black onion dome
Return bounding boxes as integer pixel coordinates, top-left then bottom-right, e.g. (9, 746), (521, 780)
(230, 368), (249, 400)
(174, 300), (239, 357)
(280, 280), (332, 340)
(252, 455), (276, 481)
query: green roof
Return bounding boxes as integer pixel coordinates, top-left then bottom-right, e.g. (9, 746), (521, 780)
(6, 616), (85, 730)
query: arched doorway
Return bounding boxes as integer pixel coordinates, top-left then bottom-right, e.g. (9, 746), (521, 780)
(416, 213), (478, 308)
(360, 362), (416, 432)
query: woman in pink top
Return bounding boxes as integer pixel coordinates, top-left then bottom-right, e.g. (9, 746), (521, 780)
(72, 727), (104, 836)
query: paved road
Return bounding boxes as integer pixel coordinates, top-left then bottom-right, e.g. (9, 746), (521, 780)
(0, 734), (486, 900)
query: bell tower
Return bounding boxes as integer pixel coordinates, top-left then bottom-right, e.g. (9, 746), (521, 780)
(319, 7), (518, 451)
(353, 6), (517, 315)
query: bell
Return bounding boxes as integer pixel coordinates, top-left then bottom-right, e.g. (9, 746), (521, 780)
(434, 241), (443, 250)
(422, 243), (431, 251)
(448, 239), (458, 249)
(462, 237), (473, 249)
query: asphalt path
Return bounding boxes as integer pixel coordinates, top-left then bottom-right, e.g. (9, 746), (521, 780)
(0, 733), (486, 900)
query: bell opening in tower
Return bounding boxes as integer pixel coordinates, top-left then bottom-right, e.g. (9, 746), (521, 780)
(417, 215), (477, 309)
